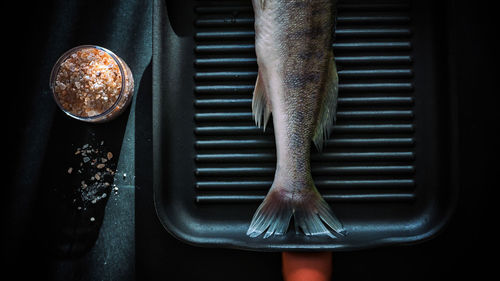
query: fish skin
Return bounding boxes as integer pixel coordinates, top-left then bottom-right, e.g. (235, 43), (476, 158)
(247, 0), (344, 238)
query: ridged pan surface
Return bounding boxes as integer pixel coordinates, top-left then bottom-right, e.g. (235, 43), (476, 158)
(153, 0), (458, 250)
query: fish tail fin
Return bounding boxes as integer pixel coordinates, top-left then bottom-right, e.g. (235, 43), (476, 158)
(294, 186), (345, 238)
(247, 188), (294, 238)
(247, 184), (345, 238)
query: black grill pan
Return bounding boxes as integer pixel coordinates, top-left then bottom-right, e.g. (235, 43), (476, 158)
(152, 0), (458, 251)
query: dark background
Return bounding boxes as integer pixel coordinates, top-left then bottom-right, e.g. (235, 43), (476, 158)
(3, 0), (496, 280)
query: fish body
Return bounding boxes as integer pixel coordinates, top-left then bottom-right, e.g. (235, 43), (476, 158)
(247, 0), (344, 238)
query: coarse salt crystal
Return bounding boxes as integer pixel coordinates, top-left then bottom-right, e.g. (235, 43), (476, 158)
(53, 47), (122, 118)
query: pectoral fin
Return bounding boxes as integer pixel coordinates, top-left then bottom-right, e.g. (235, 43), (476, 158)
(312, 51), (339, 151)
(252, 72), (272, 131)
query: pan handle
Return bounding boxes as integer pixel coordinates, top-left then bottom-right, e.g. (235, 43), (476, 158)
(282, 252), (332, 281)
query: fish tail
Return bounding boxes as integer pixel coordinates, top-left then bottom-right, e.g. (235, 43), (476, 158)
(247, 184), (345, 238)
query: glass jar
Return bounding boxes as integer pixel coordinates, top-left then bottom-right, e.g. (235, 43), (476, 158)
(50, 45), (134, 123)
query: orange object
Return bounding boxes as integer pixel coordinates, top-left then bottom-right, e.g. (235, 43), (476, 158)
(282, 252), (332, 281)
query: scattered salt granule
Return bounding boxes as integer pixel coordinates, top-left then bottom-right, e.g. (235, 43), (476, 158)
(67, 141), (119, 211)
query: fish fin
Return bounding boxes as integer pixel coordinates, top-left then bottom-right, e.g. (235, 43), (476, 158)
(312, 51), (339, 152)
(247, 184), (345, 238)
(294, 186), (345, 238)
(252, 73), (272, 131)
(247, 188), (293, 238)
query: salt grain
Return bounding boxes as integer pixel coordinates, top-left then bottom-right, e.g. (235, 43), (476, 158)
(53, 48), (123, 118)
